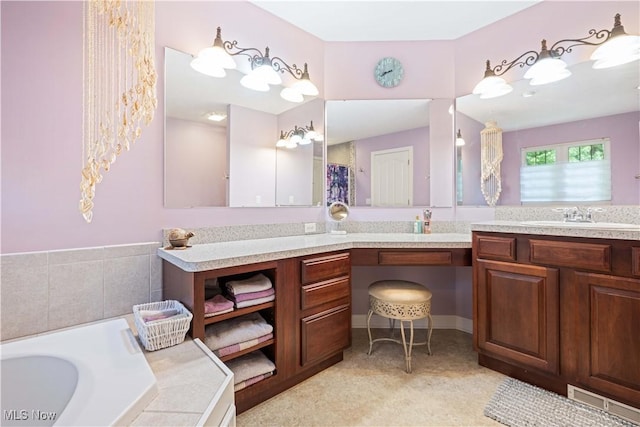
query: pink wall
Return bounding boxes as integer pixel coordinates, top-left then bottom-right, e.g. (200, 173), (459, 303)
(354, 127), (430, 206)
(2, 1), (638, 254)
(165, 118), (227, 207)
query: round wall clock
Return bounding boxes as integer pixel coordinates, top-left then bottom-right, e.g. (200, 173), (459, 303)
(374, 57), (404, 88)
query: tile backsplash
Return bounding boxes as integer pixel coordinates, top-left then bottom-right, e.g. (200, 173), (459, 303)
(0, 242), (162, 341)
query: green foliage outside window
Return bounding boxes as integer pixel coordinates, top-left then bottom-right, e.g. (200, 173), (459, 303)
(569, 143), (604, 162)
(525, 149), (556, 166)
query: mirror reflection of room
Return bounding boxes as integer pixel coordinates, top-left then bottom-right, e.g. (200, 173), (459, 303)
(326, 99), (431, 207)
(456, 55), (639, 207)
(164, 47), (324, 208)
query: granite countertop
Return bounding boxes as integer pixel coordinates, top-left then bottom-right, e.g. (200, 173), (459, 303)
(471, 220), (640, 241)
(157, 232), (472, 272)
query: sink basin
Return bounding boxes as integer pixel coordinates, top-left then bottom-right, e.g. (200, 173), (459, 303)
(521, 221), (640, 230)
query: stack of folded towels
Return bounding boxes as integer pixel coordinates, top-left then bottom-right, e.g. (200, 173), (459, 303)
(204, 294), (234, 317)
(225, 273), (274, 308)
(204, 312), (273, 358)
(226, 351), (276, 392)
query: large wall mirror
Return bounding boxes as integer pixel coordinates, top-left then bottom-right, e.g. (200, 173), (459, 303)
(164, 47), (324, 208)
(325, 99), (436, 207)
(456, 59), (639, 206)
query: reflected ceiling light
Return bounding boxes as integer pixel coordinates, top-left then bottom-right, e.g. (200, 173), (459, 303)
(276, 121), (322, 148)
(473, 12), (639, 99)
(207, 112), (227, 122)
(192, 26), (319, 102)
(455, 129), (466, 147)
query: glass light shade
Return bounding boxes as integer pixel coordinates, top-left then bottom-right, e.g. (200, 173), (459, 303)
(455, 130), (465, 146)
(280, 87), (304, 103)
(292, 78), (319, 96)
(190, 57), (226, 78)
(251, 63), (282, 86)
(473, 75), (512, 96)
(524, 57), (571, 84)
(298, 136), (312, 145)
(196, 46), (236, 70)
(478, 83), (513, 99)
(591, 34), (640, 60)
(290, 133), (302, 144)
(207, 112), (227, 122)
(276, 138), (287, 147)
(240, 74), (270, 92)
(593, 53), (640, 69)
(285, 139), (298, 149)
(529, 67), (571, 86)
(305, 129), (318, 140)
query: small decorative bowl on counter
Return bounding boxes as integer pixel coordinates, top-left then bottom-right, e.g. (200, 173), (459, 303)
(167, 228), (195, 249)
(133, 300), (193, 351)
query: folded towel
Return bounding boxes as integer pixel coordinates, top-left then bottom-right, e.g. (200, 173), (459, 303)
(204, 294), (234, 314)
(235, 294), (275, 309)
(232, 287), (275, 303)
(234, 372), (273, 392)
(139, 309), (179, 322)
(204, 312), (273, 351)
(204, 306), (234, 318)
(225, 273), (272, 295)
(215, 333), (273, 357)
(226, 351), (276, 384)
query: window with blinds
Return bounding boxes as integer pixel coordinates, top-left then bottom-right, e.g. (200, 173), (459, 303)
(520, 138), (611, 203)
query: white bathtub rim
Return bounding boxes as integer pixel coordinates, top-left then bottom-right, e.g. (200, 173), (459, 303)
(1, 318), (158, 426)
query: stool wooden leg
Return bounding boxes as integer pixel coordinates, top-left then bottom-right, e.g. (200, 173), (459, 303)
(367, 309), (374, 355)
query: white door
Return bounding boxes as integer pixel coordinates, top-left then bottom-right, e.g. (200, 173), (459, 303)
(371, 147), (413, 206)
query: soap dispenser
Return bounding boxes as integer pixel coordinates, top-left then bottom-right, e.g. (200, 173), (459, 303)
(414, 216), (423, 234)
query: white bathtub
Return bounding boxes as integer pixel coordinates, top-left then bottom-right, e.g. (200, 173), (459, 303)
(1, 318), (158, 426)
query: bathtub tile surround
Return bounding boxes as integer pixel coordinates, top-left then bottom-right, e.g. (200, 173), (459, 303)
(0, 242), (162, 341)
(0, 252), (49, 339)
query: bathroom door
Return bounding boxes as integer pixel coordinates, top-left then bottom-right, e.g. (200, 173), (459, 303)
(371, 146), (413, 206)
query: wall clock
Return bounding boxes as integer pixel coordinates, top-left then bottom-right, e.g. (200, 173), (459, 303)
(374, 57), (404, 88)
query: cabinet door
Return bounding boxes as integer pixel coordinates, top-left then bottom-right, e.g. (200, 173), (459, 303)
(475, 259), (559, 374)
(576, 272), (640, 406)
(300, 304), (351, 367)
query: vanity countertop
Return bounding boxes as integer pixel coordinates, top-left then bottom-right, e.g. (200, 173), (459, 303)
(157, 232), (471, 272)
(471, 220), (640, 241)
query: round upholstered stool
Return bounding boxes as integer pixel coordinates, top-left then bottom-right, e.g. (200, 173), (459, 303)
(367, 280), (433, 373)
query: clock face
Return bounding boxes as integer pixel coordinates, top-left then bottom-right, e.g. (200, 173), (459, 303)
(374, 57), (404, 88)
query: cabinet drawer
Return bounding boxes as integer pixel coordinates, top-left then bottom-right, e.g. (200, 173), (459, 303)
(475, 235), (516, 261)
(301, 304), (351, 366)
(301, 252), (350, 284)
(530, 239), (611, 272)
(378, 251), (452, 265)
(301, 277), (350, 311)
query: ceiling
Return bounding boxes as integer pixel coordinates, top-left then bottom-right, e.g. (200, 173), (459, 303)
(248, 1), (541, 41)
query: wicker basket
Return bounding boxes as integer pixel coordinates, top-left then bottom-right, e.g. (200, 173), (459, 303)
(133, 300), (193, 351)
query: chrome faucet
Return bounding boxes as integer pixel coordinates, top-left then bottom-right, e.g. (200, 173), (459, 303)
(554, 206), (605, 222)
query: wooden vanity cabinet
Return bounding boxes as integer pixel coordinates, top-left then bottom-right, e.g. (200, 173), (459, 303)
(473, 232), (640, 408)
(162, 251), (352, 413)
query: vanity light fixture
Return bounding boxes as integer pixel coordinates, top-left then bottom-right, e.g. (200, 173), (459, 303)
(276, 121), (323, 148)
(473, 13), (639, 99)
(455, 129), (466, 147)
(191, 27), (319, 102)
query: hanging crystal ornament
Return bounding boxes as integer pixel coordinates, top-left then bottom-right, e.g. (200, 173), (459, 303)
(480, 121), (504, 207)
(80, 0), (158, 223)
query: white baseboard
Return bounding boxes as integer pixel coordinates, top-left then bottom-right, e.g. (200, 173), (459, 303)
(352, 315), (472, 334)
